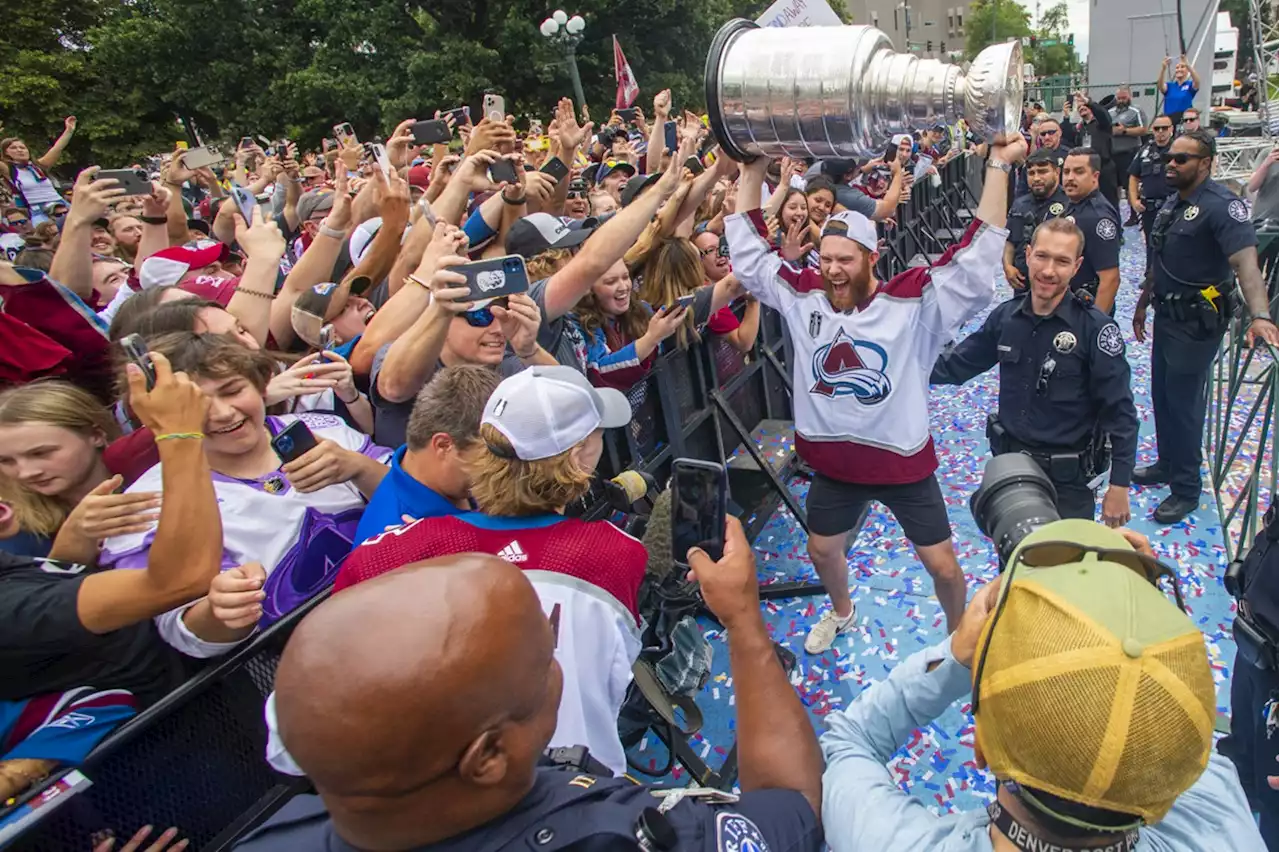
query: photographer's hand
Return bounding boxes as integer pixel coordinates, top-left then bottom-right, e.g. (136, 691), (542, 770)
(949, 579), (1002, 669)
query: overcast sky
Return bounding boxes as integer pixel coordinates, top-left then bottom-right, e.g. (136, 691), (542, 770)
(1013, 0), (1091, 59)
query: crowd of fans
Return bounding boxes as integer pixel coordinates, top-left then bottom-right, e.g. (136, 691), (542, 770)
(0, 68), (1274, 852)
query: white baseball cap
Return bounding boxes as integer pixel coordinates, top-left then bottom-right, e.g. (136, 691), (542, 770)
(482, 366), (632, 461)
(820, 210), (878, 253)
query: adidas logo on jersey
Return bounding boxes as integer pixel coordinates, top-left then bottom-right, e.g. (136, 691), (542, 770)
(498, 540), (528, 563)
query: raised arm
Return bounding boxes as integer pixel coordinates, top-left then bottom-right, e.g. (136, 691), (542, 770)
(373, 254), (472, 404)
(1183, 55), (1202, 91)
(75, 353), (222, 634)
(35, 116), (76, 171)
(540, 134), (693, 320)
(49, 167), (126, 301)
(271, 170), (353, 347)
(225, 213), (287, 348)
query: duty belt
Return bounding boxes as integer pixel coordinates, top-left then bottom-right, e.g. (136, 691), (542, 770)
(1154, 284), (1236, 326)
(986, 414), (1104, 483)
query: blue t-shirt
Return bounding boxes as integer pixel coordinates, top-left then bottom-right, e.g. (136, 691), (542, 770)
(0, 530), (52, 558)
(1164, 79), (1197, 114)
(351, 446), (465, 546)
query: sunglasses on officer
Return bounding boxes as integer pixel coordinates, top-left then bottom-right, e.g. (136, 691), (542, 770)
(970, 540), (1186, 715)
(1162, 151), (1207, 165)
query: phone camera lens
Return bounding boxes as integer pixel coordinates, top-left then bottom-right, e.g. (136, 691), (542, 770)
(278, 437), (293, 454)
(504, 260), (520, 271)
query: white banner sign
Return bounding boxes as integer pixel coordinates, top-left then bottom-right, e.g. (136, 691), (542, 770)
(756, 0), (843, 29)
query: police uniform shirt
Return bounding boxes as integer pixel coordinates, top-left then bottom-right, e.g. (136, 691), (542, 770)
(233, 768), (822, 852)
(1152, 178), (1258, 298)
(1129, 140), (1172, 201)
(930, 292), (1138, 487)
(1063, 189), (1121, 290)
(1006, 187), (1068, 279)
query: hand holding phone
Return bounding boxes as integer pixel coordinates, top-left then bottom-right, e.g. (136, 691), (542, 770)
(456, 254), (531, 302)
(489, 157), (519, 186)
(334, 123), (359, 149)
(671, 459), (728, 568)
(271, 420), (320, 465)
(119, 334), (157, 390)
(96, 169), (153, 196)
(483, 94), (506, 123)
(230, 185), (257, 225)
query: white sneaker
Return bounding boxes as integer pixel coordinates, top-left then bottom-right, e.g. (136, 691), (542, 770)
(804, 607), (856, 654)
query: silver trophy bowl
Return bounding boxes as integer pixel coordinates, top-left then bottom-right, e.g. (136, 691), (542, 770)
(704, 19), (1023, 160)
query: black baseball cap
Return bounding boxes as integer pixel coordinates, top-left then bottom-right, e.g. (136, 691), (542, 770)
(620, 173), (661, 207)
(1026, 148), (1059, 168)
(505, 213), (597, 258)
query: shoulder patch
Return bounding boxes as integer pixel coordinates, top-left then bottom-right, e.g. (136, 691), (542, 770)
(1228, 199), (1250, 222)
(716, 811), (771, 852)
(1097, 323), (1124, 357)
(1095, 218), (1117, 240)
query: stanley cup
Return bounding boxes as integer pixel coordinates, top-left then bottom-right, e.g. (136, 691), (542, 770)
(704, 19), (1023, 160)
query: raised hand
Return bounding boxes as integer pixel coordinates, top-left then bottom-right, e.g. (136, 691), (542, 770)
(67, 167), (127, 228)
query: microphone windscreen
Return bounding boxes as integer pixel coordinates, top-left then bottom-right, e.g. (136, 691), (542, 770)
(640, 488), (674, 580)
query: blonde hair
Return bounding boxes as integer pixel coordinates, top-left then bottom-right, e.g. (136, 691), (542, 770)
(464, 423), (592, 516)
(0, 381), (118, 536)
(638, 237), (703, 350)
(526, 248), (574, 282)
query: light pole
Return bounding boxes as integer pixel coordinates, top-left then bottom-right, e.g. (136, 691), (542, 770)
(540, 10), (587, 112)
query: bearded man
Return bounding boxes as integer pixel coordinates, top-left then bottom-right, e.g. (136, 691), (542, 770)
(724, 134), (1026, 653)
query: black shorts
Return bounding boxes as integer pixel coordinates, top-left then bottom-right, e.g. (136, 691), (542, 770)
(806, 472), (952, 546)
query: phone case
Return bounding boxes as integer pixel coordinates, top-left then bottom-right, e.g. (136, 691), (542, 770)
(457, 255), (530, 302)
(671, 458), (728, 567)
(119, 334), (156, 390)
(539, 157), (569, 180)
(483, 95), (505, 123)
(410, 119), (452, 145)
(97, 170), (153, 196)
(271, 421), (319, 464)
(334, 123), (358, 148)
(230, 186), (257, 225)
(181, 147), (224, 170)
(489, 159), (518, 185)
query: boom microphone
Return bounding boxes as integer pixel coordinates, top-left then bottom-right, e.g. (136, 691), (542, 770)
(640, 488), (674, 581)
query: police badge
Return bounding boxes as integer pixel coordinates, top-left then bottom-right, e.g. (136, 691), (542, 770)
(1184, 206), (1200, 221)
(1049, 202), (1064, 215)
(1053, 331), (1077, 353)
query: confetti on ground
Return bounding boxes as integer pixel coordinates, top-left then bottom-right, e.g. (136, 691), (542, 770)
(626, 211), (1265, 812)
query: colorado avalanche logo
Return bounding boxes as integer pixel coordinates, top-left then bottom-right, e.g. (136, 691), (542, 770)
(810, 329), (892, 403)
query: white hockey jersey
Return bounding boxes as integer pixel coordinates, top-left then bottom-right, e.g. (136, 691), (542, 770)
(724, 209), (1004, 485)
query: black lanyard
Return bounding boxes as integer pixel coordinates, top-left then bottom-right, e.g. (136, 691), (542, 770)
(987, 800), (1139, 852)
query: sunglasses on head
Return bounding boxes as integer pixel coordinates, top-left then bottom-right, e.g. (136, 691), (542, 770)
(1162, 152), (1207, 165)
(970, 539), (1185, 715)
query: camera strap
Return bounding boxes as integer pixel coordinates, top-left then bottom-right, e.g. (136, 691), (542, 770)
(987, 800), (1140, 852)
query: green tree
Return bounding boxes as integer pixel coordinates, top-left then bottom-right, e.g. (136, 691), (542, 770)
(1028, 1), (1080, 78)
(964, 0), (1031, 61)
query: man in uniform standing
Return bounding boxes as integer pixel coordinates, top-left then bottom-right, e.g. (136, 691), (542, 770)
(1128, 115), (1176, 259)
(1061, 148), (1122, 314)
(932, 217), (1137, 524)
(1004, 149), (1069, 290)
(1074, 95), (1119, 211)
(1133, 129), (1279, 523)
(1109, 86), (1149, 226)
(235, 528), (824, 852)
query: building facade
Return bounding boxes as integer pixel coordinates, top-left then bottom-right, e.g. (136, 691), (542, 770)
(844, 0), (965, 59)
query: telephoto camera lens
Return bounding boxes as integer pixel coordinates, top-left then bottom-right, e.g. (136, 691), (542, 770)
(969, 455), (1060, 570)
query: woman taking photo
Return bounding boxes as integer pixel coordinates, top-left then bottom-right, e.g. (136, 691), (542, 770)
(97, 332), (392, 657)
(0, 381), (160, 558)
(0, 117), (77, 224)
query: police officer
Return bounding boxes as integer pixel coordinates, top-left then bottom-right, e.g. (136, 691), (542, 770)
(1061, 147), (1122, 314)
(234, 541), (823, 851)
(1133, 129), (1279, 524)
(1015, 118), (1071, 198)
(1218, 504), (1278, 852)
(1127, 115), (1176, 256)
(932, 217), (1137, 524)
(1004, 148), (1069, 290)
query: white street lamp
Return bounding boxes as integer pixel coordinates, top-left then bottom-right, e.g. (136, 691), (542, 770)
(540, 10), (587, 110)
(552, 9), (568, 25)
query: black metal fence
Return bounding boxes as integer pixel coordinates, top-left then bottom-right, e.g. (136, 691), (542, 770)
(0, 154), (988, 852)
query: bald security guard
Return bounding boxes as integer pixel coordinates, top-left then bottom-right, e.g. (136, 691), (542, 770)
(1061, 147), (1122, 314)
(933, 217), (1137, 525)
(1004, 148), (1069, 290)
(234, 521), (824, 852)
(1133, 129), (1280, 524)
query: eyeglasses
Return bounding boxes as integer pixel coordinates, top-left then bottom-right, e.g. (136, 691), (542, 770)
(567, 189), (587, 199)
(698, 246), (718, 257)
(970, 540), (1185, 715)
(1162, 152), (1207, 165)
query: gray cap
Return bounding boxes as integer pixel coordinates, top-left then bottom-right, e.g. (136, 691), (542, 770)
(296, 190), (335, 223)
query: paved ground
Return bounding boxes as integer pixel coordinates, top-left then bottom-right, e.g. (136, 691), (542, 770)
(626, 212), (1268, 813)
